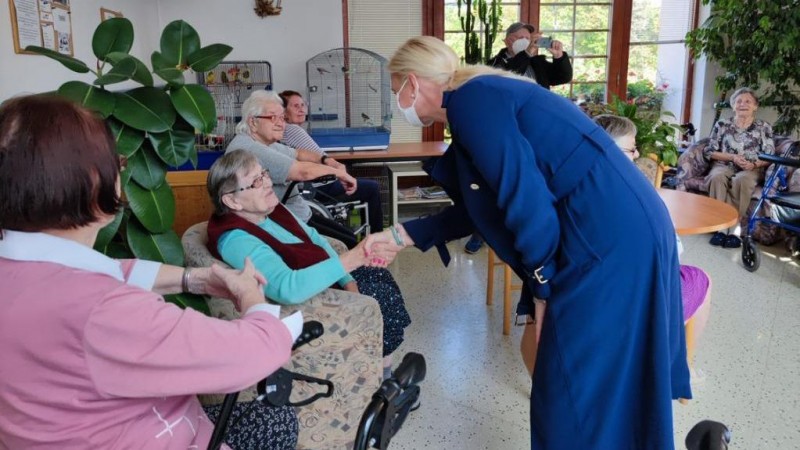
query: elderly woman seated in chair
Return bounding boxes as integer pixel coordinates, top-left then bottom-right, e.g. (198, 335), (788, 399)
(206, 150), (411, 376)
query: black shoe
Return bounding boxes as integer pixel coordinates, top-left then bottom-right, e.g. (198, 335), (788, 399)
(722, 234), (742, 249)
(709, 232), (726, 246)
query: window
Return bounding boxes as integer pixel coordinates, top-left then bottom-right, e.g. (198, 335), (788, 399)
(625, 0), (695, 119)
(443, 1), (522, 64)
(539, 1), (612, 102)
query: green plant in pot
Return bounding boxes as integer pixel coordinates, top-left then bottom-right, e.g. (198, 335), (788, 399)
(587, 97), (680, 167)
(26, 18), (232, 313)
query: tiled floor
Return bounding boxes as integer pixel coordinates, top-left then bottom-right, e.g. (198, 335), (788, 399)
(384, 233), (800, 449)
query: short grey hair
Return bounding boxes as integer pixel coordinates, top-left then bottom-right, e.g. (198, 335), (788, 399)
(207, 149), (259, 216)
(234, 90), (285, 135)
(731, 87), (759, 105)
(594, 114), (637, 140)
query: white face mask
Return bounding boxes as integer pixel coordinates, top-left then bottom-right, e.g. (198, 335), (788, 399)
(395, 78), (429, 128)
(511, 38), (530, 55)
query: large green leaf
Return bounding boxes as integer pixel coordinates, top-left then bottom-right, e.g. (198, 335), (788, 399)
(107, 118), (144, 157)
(125, 180), (175, 233)
(94, 56), (137, 86)
(57, 81), (115, 118)
(92, 17), (134, 60)
(128, 143), (167, 190)
(126, 217), (184, 265)
(160, 20), (201, 67)
(151, 51), (185, 86)
(188, 44), (233, 72)
(25, 46), (90, 73)
(105, 52), (153, 87)
(94, 210), (124, 253)
(164, 293), (211, 315)
(170, 85), (216, 133)
(148, 129), (195, 167)
(113, 87), (176, 133)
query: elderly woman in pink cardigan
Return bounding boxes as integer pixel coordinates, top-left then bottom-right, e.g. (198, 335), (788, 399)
(0, 95), (302, 449)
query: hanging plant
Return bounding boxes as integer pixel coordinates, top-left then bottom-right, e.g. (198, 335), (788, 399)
(27, 18), (233, 313)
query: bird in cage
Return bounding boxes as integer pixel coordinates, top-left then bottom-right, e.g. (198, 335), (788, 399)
(361, 112), (374, 126)
(220, 71), (228, 83)
(206, 72), (215, 84)
(316, 67), (331, 75)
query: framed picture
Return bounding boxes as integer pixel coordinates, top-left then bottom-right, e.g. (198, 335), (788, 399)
(100, 7), (122, 21)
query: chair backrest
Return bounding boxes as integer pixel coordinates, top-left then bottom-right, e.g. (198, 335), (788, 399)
(634, 157), (660, 187)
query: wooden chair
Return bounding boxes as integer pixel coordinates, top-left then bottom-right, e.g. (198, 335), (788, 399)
(486, 247), (521, 335)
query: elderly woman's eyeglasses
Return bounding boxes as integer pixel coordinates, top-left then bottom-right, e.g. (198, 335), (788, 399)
(254, 114), (286, 124)
(621, 146), (638, 156)
(224, 170), (269, 195)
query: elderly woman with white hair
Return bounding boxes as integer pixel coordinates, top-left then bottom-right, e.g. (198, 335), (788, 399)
(704, 87), (775, 248)
(227, 90), (359, 248)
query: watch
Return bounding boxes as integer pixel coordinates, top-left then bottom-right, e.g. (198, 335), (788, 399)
(320, 153), (329, 165)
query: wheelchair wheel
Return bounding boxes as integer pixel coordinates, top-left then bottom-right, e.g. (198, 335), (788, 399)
(741, 237), (761, 272)
(307, 199), (334, 220)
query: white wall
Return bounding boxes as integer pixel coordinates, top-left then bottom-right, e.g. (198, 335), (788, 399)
(156, 0), (343, 95)
(0, 0), (160, 100)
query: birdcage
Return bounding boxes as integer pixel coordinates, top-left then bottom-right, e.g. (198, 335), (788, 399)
(195, 60), (273, 151)
(305, 48), (391, 151)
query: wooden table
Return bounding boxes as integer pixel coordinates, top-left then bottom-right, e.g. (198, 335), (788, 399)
(657, 188), (738, 235)
(329, 141), (447, 163)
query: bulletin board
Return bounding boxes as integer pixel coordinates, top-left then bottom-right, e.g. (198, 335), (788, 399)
(8, 0), (73, 56)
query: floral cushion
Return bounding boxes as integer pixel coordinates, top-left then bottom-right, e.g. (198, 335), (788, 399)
(182, 222), (383, 450)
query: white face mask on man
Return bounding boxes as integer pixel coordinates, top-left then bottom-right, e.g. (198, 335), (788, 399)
(395, 77), (430, 128)
(511, 38), (530, 55)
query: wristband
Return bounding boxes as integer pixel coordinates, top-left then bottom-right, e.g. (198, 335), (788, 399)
(181, 268), (191, 293)
(390, 225), (405, 247)
(320, 154), (329, 165)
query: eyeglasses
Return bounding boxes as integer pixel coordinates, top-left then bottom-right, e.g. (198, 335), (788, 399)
(254, 114), (286, 124)
(224, 170), (270, 195)
(621, 147), (638, 155)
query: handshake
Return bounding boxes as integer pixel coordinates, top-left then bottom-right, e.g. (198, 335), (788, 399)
(354, 224), (411, 268)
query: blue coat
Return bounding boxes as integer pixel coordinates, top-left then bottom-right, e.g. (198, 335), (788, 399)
(403, 75), (691, 449)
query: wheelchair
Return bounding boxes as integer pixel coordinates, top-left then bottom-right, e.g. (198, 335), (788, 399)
(741, 145), (800, 272)
(283, 176), (370, 239)
(207, 321), (426, 450)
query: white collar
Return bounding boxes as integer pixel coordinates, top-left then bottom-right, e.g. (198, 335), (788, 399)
(0, 230), (124, 281)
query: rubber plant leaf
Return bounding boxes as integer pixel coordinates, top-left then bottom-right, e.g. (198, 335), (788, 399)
(24, 46), (90, 73)
(127, 143), (167, 190)
(92, 17), (134, 60)
(126, 217), (184, 265)
(151, 51), (185, 86)
(124, 179), (175, 234)
(57, 81), (115, 118)
(105, 52), (153, 87)
(94, 56), (137, 86)
(113, 87), (176, 133)
(148, 128), (195, 167)
(170, 84), (216, 133)
(160, 20), (201, 68)
(188, 44), (233, 72)
(107, 118), (145, 157)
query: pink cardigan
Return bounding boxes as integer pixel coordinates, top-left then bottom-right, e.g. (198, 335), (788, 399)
(0, 231), (293, 449)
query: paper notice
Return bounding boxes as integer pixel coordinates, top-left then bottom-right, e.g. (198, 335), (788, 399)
(41, 23), (55, 50)
(38, 0), (51, 17)
(53, 7), (69, 33)
(14, 0), (43, 49)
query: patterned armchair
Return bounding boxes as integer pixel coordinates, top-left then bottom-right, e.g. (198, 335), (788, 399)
(182, 222), (383, 450)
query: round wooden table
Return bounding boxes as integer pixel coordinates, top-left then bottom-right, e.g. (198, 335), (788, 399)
(657, 188), (739, 235)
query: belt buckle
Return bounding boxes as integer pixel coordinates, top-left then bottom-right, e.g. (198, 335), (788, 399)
(533, 266), (549, 284)
(514, 314), (534, 327)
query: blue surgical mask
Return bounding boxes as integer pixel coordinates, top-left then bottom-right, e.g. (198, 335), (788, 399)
(396, 78), (429, 128)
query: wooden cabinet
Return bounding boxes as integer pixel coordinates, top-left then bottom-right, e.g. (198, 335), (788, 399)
(166, 170), (214, 238)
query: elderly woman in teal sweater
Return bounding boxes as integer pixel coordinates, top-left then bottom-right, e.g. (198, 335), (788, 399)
(206, 150), (410, 372)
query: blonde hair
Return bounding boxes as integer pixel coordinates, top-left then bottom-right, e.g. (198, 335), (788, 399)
(388, 36), (534, 90)
(235, 90), (284, 135)
(594, 114), (637, 140)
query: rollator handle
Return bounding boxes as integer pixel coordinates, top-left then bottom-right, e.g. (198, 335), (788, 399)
(292, 320), (323, 351)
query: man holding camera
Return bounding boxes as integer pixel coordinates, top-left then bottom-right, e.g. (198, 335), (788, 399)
(487, 22), (573, 90)
(464, 22), (574, 254)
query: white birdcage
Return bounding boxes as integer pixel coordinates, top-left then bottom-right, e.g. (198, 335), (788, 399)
(306, 48), (391, 151)
(196, 60), (273, 150)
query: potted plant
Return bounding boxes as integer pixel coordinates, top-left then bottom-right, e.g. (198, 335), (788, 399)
(685, 0), (800, 135)
(27, 18), (232, 312)
(457, 0), (502, 64)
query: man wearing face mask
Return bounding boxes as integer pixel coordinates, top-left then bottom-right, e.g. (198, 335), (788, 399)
(487, 22), (572, 90)
(462, 21), (574, 254)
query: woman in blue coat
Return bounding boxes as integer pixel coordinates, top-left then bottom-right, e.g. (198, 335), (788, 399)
(365, 36), (691, 449)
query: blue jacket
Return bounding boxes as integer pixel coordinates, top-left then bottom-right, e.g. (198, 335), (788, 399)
(403, 75), (690, 449)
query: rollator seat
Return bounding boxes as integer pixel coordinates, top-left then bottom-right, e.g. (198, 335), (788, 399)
(771, 192), (800, 209)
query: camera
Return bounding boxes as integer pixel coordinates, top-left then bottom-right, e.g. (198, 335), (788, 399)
(535, 36), (553, 49)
